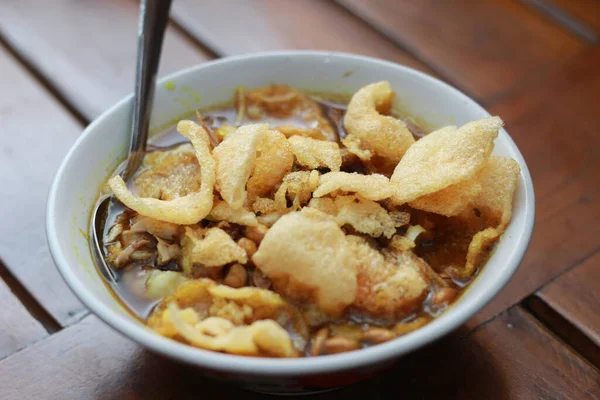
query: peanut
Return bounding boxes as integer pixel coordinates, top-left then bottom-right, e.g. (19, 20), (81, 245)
(310, 327), (329, 356)
(223, 263), (248, 288)
(324, 336), (361, 354)
(237, 237), (257, 258)
(362, 328), (395, 344)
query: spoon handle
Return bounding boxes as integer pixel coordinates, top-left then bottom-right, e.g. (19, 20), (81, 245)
(122, 0), (172, 181)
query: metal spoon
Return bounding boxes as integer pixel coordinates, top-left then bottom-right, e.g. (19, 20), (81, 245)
(90, 0), (172, 282)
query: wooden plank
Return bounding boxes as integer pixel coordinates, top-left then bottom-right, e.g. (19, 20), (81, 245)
(527, 294), (600, 369)
(547, 0), (600, 33)
(0, 46), (86, 326)
(537, 251), (600, 348)
(171, 0), (433, 74)
(0, 277), (47, 360)
(337, 0), (586, 102)
(0, 308), (598, 399)
(0, 0), (212, 121)
(466, 45), (600, 327)
(386, 307), (600, 398)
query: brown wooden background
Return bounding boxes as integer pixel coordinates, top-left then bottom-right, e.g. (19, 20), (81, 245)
(0, 0), (599, 398)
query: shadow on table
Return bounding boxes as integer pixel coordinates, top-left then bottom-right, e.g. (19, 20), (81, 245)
(91, 327), (505, 400)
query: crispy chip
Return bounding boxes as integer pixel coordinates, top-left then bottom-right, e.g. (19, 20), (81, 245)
(147, 279), (214, 337)
(256, 212), (283, 227)
(341, 135), (372, 160)
(288, 136), (342, 171)
(409, 178), (483, 217)
(252, 197), (279, 214)
(213, 123), (269, 209)
(246, 85), (301, 118)
(180, 227), (247, 273)
(348, 236), (428, 318)
(247, 130), (294, 201)
(275, 125), (328, 141)
(210, 200), (258, 226)
(343, 81), (414, 166)
(209, 285), (310, 345)
(309, 195), (396, 238)
(273, 181), (290, 211)
(108, 120), (216, 224)
(448, 228), (500, 279)
(391, 117), (502, 204)
(252, 188), (287, 216)
(168, 305), (297, 357)
(148, 279), (305, 356)
(133, 144), (201, 200)
(313, 172), (394, 201)
(252, 208), (358, 316)
(252, 170), (320, 215)
(210, 285), (285, 311)
(283, 170), (320, 206)
(472, 156), (520, 232)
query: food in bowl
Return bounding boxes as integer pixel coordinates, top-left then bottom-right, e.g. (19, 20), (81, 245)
(96, 82), (520, 358)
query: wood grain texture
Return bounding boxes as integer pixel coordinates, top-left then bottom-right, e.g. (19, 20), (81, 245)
(467, 45), (600, 327)
(0, 46), (86, 325)
(0, 308), (598, 399)
(337, 0), (586, 101)
(171, 0), (433, 74)
(0, 0), (212, 121)
(548, 0), (600, 32)
(537, 250), (600, 347)
(0, 277), (47, 360)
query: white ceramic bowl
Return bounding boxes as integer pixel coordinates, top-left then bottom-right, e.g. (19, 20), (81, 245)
(47, 51), (535, 394)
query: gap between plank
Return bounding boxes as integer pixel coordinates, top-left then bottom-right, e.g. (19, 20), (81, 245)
(0, 34), (88, 126)
(168, 19), (222, 59)
(524, 296), (600, 371)
(0, 260), (61, 335)
(522, 0), (598, 43)
(332, 0), (481, 103)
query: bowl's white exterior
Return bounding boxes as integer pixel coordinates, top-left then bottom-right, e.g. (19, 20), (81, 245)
(47, 51), (534, 391)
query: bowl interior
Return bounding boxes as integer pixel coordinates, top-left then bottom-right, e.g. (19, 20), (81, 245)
(47, 52), (534, 375)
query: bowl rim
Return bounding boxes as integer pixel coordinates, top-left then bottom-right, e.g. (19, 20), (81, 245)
(47, 50), (535, 376)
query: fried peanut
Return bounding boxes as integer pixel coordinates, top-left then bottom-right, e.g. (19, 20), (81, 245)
(223, 264), (248, 288)
(324, 336), (361, 354)
(362, 328), (395, 344)
(237, 237), (258, 258)
(310, 327), (330, 356)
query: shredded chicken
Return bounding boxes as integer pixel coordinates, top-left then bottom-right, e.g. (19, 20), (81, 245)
(130, 216), (180, 240)
(156, 238), (181, 266)
(114, 239), (152, 268)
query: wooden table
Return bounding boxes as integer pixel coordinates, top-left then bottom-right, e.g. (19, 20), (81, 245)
(1, 1), (598, 398)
